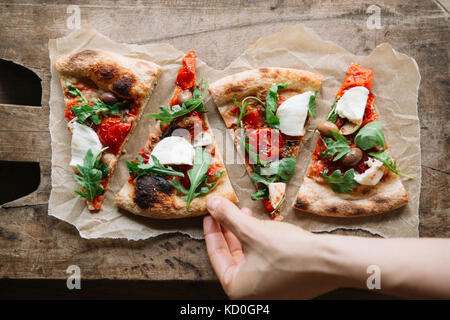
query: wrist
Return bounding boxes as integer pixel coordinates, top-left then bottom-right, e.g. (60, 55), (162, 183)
(309, 234), (364, 291)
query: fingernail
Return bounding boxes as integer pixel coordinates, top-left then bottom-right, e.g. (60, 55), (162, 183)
(207, 196), (221, 211)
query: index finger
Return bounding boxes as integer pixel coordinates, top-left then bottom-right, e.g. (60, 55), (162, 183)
(203, 214), (234, 281)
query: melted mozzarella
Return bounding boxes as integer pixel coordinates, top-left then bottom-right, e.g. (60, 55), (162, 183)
(150, 136), (195, 166)
(276, 91), (314, 136)
(268, 182), (286, 209)
(335, 86), (369, 125)
(354, 157), (385, 186)
(70, 122), (103, 171)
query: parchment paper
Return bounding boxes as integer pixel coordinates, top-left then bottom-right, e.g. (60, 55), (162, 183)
(49, 24), (421, 240)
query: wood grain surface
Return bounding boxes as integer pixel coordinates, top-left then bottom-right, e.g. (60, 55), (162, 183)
(0, 0), (448, 293)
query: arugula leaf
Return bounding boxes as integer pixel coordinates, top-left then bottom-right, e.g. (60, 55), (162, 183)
(250, 157), (296, 212)
(308, 91), (318, 117)
(92, 98), (128, 116)
(74, 148), (108, 202)
(355, 121), (386, 151)
(265, 82), (288, 128)
(368, 150), (412, 178)
(100, 163), (110, 179)
(251, 172), (276, 186)
(172, 148), (222, 209)
(71, 103), (96, 123)
(234, 98), (252, 128)
(65, 82), (127, 125)
(257, 157), (297, 183)
(273, 157), (297, 182)
(321, 130), (351, 161)
(185, 148), (212, 207)
(126, 155), (184, 177)
(65, 82), (88, 104)
(322, 169), (358, 193)
(173, 171), (225, 202)
(250, 157), (296, 203)
(250, 187), (268, 200)
(171, 178), (190, 194)
(146, 79), (209, 125)
(326, 99), (338, 123)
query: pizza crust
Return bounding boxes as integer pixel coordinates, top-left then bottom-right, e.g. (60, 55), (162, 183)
(55, 49), (162, 100)
(209, 67), (323, 106)
(114, 170), (238, 219)
(293, 170), (409, 217)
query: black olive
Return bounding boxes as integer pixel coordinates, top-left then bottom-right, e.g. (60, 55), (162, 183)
(340, 147), (363, 167)
(317, 121), (339, 137)
(100, 92), (118, 105)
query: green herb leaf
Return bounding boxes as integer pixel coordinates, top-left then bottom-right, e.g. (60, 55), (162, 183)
(185, 148), (212, 207)
(257, 157), (297, 183)
(234, 98), (251, 128)
(171, 178), (190, 194)
(326, 100), (338, 123)
(65, 82), (88, 104)
(100, 163), (110, 179)
(308, 91), (318, 117)
(250, 187), (268, 200)
(146, 79), (209, 125)
(173, 174), (220, 199)
(249, 157), (296, 203)
(186, 171), (225, 199)
(65, 82), (127, 125)
(74, 148), (108, 202)
(368, 150), (412, 178)
(321, 130), (351, 161)
(355, 121), (386, 151)
(265, 82), (288, 128)
(126, 155), (184, 178)
(322, 169), (358, 193)
(251, 172), (275, 186)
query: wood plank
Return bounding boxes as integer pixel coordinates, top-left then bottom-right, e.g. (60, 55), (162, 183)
(0, 0), (448, 283)
(0, 104), (48, 132)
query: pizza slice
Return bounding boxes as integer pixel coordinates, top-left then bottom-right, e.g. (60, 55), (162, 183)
(293, 63), (409, 217)
(114, 51), (238, 219)
(208, 68), (323, 219)
(55, 49), (162, 211)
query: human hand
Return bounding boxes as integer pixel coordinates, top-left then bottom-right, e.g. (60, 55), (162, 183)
(203, 196), (342, 299)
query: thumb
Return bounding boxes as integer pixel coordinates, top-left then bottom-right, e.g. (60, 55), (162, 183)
(206, 196), (256, 243)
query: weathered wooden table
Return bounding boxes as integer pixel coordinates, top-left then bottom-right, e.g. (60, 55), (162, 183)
(0, 0), (448, 299)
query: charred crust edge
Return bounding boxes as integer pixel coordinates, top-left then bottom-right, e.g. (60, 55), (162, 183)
(113, 74), (136, 97)
(134, 175), (174, 209)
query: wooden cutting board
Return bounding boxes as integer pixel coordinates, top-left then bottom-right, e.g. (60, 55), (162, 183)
(0, 0), (448, 284)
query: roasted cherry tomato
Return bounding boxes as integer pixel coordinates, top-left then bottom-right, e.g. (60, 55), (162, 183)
(361, 94), (378, 126)
(169, 87), (184, 107)
(96, 117), (132, 155)
(243, 104), (265, 129)
(262, 199), (274, 213)
(247, 127), (283, 163)
(176, 51), (196, 90)
(337, 63), (373, 98)
(91, 195), (104, 210)
(231, 103), (265, 129)
(65, 104), (76, 121)
(138, 149), (151, 163)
